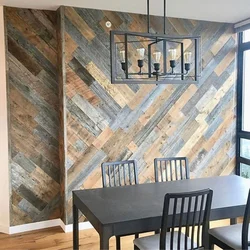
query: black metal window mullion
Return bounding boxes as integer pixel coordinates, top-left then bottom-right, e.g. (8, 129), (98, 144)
(236, 31), (250, 176)
(236, 32), (243, 175)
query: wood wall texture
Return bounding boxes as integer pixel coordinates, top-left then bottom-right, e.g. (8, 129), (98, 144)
(5, 7), (61, 226)
(5, 6), (237, 226)
(60, 7), (237, 224)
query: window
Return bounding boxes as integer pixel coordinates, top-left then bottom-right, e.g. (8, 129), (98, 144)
(242, 49), (250, 132)
(243, 29), (250, 43)
(237, 29), (250, 178)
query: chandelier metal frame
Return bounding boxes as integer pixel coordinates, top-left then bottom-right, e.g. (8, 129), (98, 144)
(110, 0), (202, 84)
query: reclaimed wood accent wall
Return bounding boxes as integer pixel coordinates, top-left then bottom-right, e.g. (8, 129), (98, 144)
(61, 7), (237, 224)
(5, 5), (237, 226)
(5, 7), (61, 226)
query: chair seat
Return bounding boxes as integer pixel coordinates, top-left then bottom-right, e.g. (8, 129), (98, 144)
(133, 232), (196, 250)
(209, 223), (250, 249)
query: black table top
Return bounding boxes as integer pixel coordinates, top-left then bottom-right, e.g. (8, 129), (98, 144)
(73, 175), (250, 225)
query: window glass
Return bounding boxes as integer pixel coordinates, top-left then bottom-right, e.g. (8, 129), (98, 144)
(241, 163), (250, 178)
(243, 29), (250, 43)
(242, 50), (250, 132)
(240, 139), (250, 160)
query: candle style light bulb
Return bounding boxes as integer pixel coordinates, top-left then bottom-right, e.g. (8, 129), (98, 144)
(119, 50), (126, 72)
(153, 51), (162, 63)
(168, 48), (177, 74)
(184, 51), (192, 63)
(137, 48), (145, 74)
(120, 50), (126, 63)
(153, 52), (162, 81)
(168, 48), (177, 61)
(137, 48), (145, 60)
(184, 51), (192, 72)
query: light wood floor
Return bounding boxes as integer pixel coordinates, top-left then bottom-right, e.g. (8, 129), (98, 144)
(0, 220), (231, 250)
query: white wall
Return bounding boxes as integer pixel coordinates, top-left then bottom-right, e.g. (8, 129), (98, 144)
(0, 5), (10, 234)
(0, 0), (250, 23)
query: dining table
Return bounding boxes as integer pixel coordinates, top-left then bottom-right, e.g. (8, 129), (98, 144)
(72, 175), (250, 250)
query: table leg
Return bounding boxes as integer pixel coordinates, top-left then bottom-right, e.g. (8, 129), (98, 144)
(73, 204), (79, 250)
(230, 218), (237, 225)
(100, 227), (112, 250)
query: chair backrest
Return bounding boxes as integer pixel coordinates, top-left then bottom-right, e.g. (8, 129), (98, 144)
(154, 157), (190, 182)
(242, 189), (250, 249)
(160, 189), (213, 250)
(101, 160), (139, 188)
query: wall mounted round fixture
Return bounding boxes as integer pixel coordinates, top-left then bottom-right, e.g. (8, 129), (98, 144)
(106, 21), (112, 28)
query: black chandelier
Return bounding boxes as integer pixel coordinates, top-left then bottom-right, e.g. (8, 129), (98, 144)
(110, 0), (202, 84)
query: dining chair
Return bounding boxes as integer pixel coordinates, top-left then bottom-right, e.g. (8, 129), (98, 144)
(101, 160), (139, 188)
(101, 160), (139, 250)
(134, 189), (213, 250)
(154, 157), (189, 182)
(209, 189), (250, 250)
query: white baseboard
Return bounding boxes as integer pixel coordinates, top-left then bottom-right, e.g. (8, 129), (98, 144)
(0, 224), (10, 234)
(64, 221), (93, 233)
(9, 219), (63, 234)
(7, 219), (93, 235)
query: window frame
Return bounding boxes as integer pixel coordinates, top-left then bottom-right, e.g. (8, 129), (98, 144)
(236, 31), (250, 175)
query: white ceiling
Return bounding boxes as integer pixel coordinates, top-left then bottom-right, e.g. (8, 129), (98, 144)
(0, 0), (249, 23)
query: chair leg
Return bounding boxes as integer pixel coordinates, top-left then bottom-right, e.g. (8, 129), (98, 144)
(134, 244), (140, 250)
(135, 233), (139, 239)
(155, 229), (160, 234)
(230, 218), (237, 225)
(209, 236), (214, 250)
(116, 236), (121, 250)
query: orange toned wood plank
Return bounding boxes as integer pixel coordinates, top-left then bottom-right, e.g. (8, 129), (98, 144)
(195, 71), (236, 124)
(103, 11), (123, 28)
(214, 50), (236, 76)
(9, 54), (59, 110)
(82, 167), (103, 189)
(10, 100), (38, 130)
(211, 27), (235, 56)
(115, 84), (136, 104)
(30, 167), (60, 203)
(10, 85), (38, 116)
(162, 113), (185, 137)
(66, 66), (100, 104)
(67, 113), (96, 146)
(203, 102), (235, 152)
(200, 140), (232, 178)
(67, 145), (98, 185)
(220, 157), (236, 176)
(65, 7), (95, 42)
(10, 205), (32, 226)
(67, 144), (82, 163)
(64, 32), (78, 64)
(102, 122), (142, 161)
(6, 8), (57, 66)
(86, 62), (127, 108)
(186, 136), (207, 163)
(92, 127), (113, 150)
(35, 141), (60, 167)
(168, 18), (189, 35)
(128, 85), (155, 110)
(127, 141), (138, 153)
(139, 85), (174, 126)
(168, 84), (197, 117)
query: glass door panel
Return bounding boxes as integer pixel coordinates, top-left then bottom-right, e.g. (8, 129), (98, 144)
(241, 163), (250, 178)
(242, 50), (250, 132)
(237, 30), (250, 178)
(240, 138), (250, 160)
(243, 29), (250, 43)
